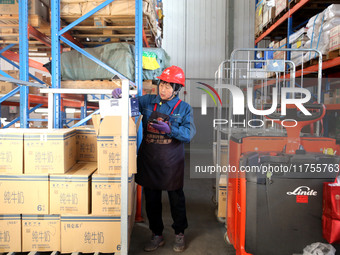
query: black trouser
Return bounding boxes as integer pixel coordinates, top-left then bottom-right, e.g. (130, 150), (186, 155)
(144, 187), (188, 236)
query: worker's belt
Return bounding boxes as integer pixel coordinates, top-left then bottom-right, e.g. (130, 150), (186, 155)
(145, 133), (172, 144)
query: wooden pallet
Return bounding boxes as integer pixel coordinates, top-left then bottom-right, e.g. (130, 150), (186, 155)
(0, 14), (51, 51)
(327, 49), (340, 60)
(0, 14), (49, 29)
(61, 80), (122, 89)
(308, 54), (327, 66)
(61, 14), (154, 45)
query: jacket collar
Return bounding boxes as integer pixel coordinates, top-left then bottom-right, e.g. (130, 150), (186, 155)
(151, 95), (180, 108)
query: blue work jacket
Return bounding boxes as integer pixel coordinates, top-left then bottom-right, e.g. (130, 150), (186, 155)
(138, 94), (196, 143)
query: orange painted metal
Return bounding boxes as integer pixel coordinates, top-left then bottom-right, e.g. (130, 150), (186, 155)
(142, 28), (150, 48)
(0, 47), (48, 72)
(135, 185), (145, 223)
(28, 25), (52, 48)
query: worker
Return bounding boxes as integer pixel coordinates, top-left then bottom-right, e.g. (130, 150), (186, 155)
(112, 65), (196, 252)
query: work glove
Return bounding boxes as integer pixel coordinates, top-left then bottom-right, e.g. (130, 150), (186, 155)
(112, 88), (122, 98)
(152, 121), (171, 134)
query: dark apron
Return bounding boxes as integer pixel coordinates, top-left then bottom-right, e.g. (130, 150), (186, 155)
(136, 100), (185, 191)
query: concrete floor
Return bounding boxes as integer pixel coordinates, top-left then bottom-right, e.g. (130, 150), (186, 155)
(129, 149), (236, 255)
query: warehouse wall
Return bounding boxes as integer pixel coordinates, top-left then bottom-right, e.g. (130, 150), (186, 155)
(162, 0), (255, 147)
(163, 0), (227, 79)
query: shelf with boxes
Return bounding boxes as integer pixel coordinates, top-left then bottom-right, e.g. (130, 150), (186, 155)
(255, 1), (340, 68)
(0, 0), (162, 53)
(0, 0), (160, 129)
(0, 113), (138, 253)
(59, 0), (161, 47)
(255, 1), (340, 138)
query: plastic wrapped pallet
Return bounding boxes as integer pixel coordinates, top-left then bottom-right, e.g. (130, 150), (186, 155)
(60, 43), (170, 81)
(289, 27), (308, 44)
(255, 1), (264, 35)
(303, 4), (340, 60)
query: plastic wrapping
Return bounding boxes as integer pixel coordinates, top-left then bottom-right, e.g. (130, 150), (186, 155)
(323, 18), (340, 32)
(303, 242), (336, 255)
(289, 27), (308, 44)
(325, 4), (340, 21)
(60, 43), (170, 81)
(307, 11), (326, 32)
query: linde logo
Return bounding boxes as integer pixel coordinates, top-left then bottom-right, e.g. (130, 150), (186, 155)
(196, 82), (313, 128)
(286, 186), (317, 196)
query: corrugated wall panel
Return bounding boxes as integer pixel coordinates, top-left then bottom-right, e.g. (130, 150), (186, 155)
(233, 0), (255, 56)
(162, 0), (186, 72)
(186, 0), (226, 79)
(163, 0), (226, 80)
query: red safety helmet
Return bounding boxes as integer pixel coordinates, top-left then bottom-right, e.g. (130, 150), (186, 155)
(157, 65), (185, 87)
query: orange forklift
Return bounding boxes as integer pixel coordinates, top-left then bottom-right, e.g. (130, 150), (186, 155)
(225, 104), (340, 255)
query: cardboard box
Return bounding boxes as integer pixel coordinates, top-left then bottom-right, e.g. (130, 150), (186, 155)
(143, 80), (158, 95)
(334, 95), (340, 104)
(0, 0), (49, 21)
(99, 98), (139, 117)
(330, 24), (340, 52)
(0, 214), (21, 252)
(213, 140), (228, 166)
(324, 93), (335, 105)
(255, 2), (263, 34)
(22, 215), (60, 252)
(0, 70), (45, 94)
(280, 37), (287, 48)
(218, 175), (227, 218)
(275, 0), (287, 17)
(272, 37), (287, 60)
(0, 174), (49, 214)
(61, 215), (132, 253)
(262, 5), (274, 28)
(50, 162), (97, 215)
(0, 129), (24, 174)
(92, 172), (135, 216)
(92, 115), (137, 175)
(24, 129), (77, 174)
(269, 40), (278, 48)
(76, 127), (97, 162)
(0, 70), (18, 94)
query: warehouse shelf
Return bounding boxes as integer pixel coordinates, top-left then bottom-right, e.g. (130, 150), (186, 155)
(60, 14), (156, 47)
(0, 0), (158, 254)
(0, 0), (159, 128)
(255, 0), (333, 44)
(254, 0), (340, 138)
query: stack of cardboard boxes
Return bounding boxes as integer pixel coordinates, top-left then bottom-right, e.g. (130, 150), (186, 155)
(324, 89), (340, 105)
(273, 38), (287, 60)
(0, 70), (51, 95)
(0, 117), (137, 253)
(329, 24), (340, 53)
(255, 1), (263, 35)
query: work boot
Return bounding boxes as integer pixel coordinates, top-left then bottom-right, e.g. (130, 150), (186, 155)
(173, 233), (185, 252)
(144, 234), (165, 252)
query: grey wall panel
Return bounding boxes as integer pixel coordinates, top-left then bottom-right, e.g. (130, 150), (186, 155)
(233, 0), (255, 59)
(186, 0), (226, 79)
(162, 0), (186, 72)
(163, 0), (227, 80)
